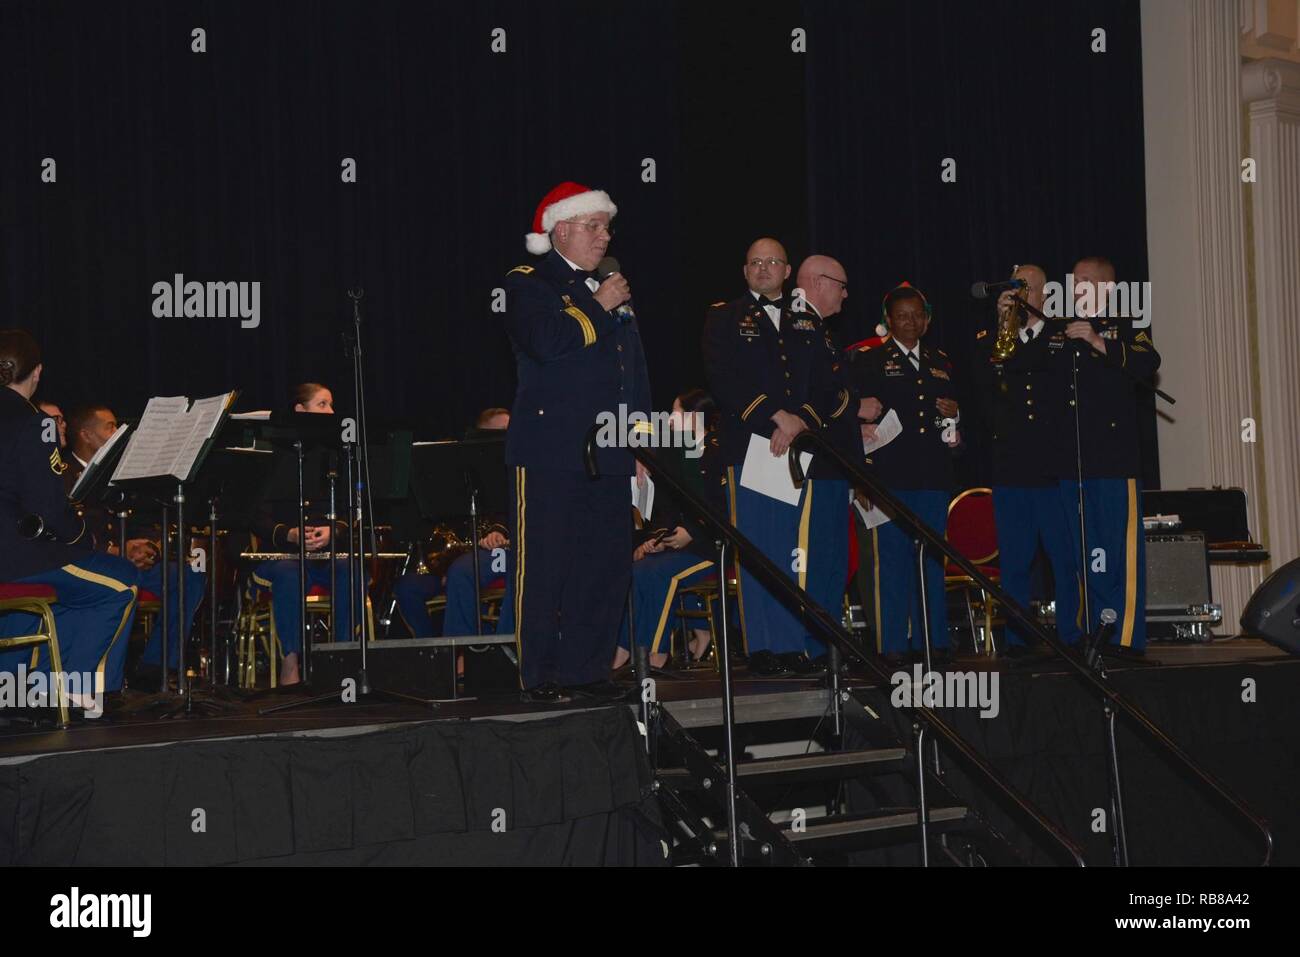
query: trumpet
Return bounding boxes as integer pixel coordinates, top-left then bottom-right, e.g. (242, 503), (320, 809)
(991, 267), (1027, 362)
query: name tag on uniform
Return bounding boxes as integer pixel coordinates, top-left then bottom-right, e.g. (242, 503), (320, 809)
(884, 360), (904, 377)
(738, 317), (760, 339)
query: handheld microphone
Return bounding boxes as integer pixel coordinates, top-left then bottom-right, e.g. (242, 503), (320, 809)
(970, 278), (1026, 300)
(596, 256), (636, 321)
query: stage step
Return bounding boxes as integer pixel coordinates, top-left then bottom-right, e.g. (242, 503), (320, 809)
(657, 746), (906, 788)
(783, 805), (970, 852)
(662, 689), (832, 729)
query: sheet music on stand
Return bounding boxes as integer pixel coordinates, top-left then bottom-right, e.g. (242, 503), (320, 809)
(112, 392), (237, 483)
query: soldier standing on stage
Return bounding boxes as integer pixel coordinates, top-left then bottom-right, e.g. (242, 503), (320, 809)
(703, 239), (854, 677)
(973, 264), (1082, 653)
(1050, 256), (1160, 653)
(504, 181), (651, 703)
(851, 284), (960, 663)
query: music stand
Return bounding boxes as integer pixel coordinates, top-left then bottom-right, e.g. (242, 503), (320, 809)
(409, 435), (509, 699)
(248, 413), (340, 684)
(186, 445), (278, 688)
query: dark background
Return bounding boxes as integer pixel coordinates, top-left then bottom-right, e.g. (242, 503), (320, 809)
(0, 0), (1155, 488)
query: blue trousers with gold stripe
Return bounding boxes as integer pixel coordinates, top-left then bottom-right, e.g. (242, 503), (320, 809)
(728, 465), (846, 657)
(509, 466), (631, 688)
(992, 484), (1082, 646)
(871, 489), (950, 655)
(618, 551), (714, 654)
(0, 553), (139, 692)
(801, 479), (849, 657)
(1059, 477), (1146, 651)
(252, 558), (355, 656)
(395, 548), (515, 638)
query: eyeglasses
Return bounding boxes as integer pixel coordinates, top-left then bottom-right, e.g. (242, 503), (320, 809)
(746, 257), (787, 269)
(819, 273), (848, 291)
(563, 220), (614, 237)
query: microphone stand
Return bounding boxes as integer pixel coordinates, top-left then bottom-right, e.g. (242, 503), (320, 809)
(262, 288), (438, 714)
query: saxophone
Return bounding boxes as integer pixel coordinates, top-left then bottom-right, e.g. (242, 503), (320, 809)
(991, 266), (1026, 362)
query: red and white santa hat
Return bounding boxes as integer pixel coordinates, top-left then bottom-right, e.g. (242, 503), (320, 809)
(525, 181), (618, 254)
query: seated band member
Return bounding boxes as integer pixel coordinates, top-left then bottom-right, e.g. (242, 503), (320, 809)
(851, 284), (960, 663)
(393, 408), (515, 640)
(0, 330), (138, 708)
(249, 382), (352, 685)
(613, 390), (721, 669)
(36, 399), (67, 448)
(64, 403), (207, 679)
(973, 265), (1082, 653)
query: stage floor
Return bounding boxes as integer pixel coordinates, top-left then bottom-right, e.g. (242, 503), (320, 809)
(0, 637), (1290, 763)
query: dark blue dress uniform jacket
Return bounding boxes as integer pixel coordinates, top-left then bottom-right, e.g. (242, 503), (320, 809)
(971, 327), (1062, 487)
(0, 387), (90, 581)
(1038, 318), (1160, 479)
(849, 337), (959, 491)
(503, 251), (652, 475)
(702, 294), (852, 474)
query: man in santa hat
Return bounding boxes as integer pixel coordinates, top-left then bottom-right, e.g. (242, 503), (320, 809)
(503, 181), (652, 703)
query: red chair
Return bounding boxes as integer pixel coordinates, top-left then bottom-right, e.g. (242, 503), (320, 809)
(944, 488), (1001, 655)
(0, 583), (70, 727)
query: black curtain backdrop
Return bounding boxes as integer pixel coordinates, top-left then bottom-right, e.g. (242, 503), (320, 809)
(0, 0), (1154, 483)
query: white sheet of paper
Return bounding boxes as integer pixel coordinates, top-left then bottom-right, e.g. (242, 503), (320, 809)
(631, 474), (655, 522)
(70, 422), (130, 501)
(852, 495), (890, 529)
(739, 433), (813, 507)
(112, 395), (190, 481)
(864, 408), (902, 454)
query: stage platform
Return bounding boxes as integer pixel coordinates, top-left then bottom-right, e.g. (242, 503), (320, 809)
(0, 638), (1295, 866)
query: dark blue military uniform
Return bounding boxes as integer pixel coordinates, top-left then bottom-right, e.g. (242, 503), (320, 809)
(617, 444), (722, 656)
(503, 250), (651, 689)
(0, 387), (138, 692)
(972, 323), (1081, 646)
(249, 504), (354, 657)
(850, 337), (959, 655)
(1037, 316), (1160, 651)
(703, 293), (852, 658)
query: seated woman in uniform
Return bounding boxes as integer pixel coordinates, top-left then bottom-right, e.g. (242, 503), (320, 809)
(612, 389), (722, 670)
(0, 330), (140, 713)
(248, 382), (353, 686)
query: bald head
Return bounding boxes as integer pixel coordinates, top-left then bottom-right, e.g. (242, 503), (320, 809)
(743, 237), (790, 298)
(796, 255), (848, 319)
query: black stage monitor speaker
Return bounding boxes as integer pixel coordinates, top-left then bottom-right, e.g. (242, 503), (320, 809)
(1241, 558), (1300, 655)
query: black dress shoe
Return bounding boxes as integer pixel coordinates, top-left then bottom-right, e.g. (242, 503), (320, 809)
(747, 650), (791, 677)
(568, 680), (630, 703)
(520, 682), (571, 704)
(779, 652), (826, 676)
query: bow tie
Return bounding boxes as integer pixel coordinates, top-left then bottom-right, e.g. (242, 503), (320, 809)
(757, 297), (783, 310)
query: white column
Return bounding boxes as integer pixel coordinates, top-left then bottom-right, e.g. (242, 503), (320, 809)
(1243, 58), (1300, 577)
(1141, 0), (1266, 631)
